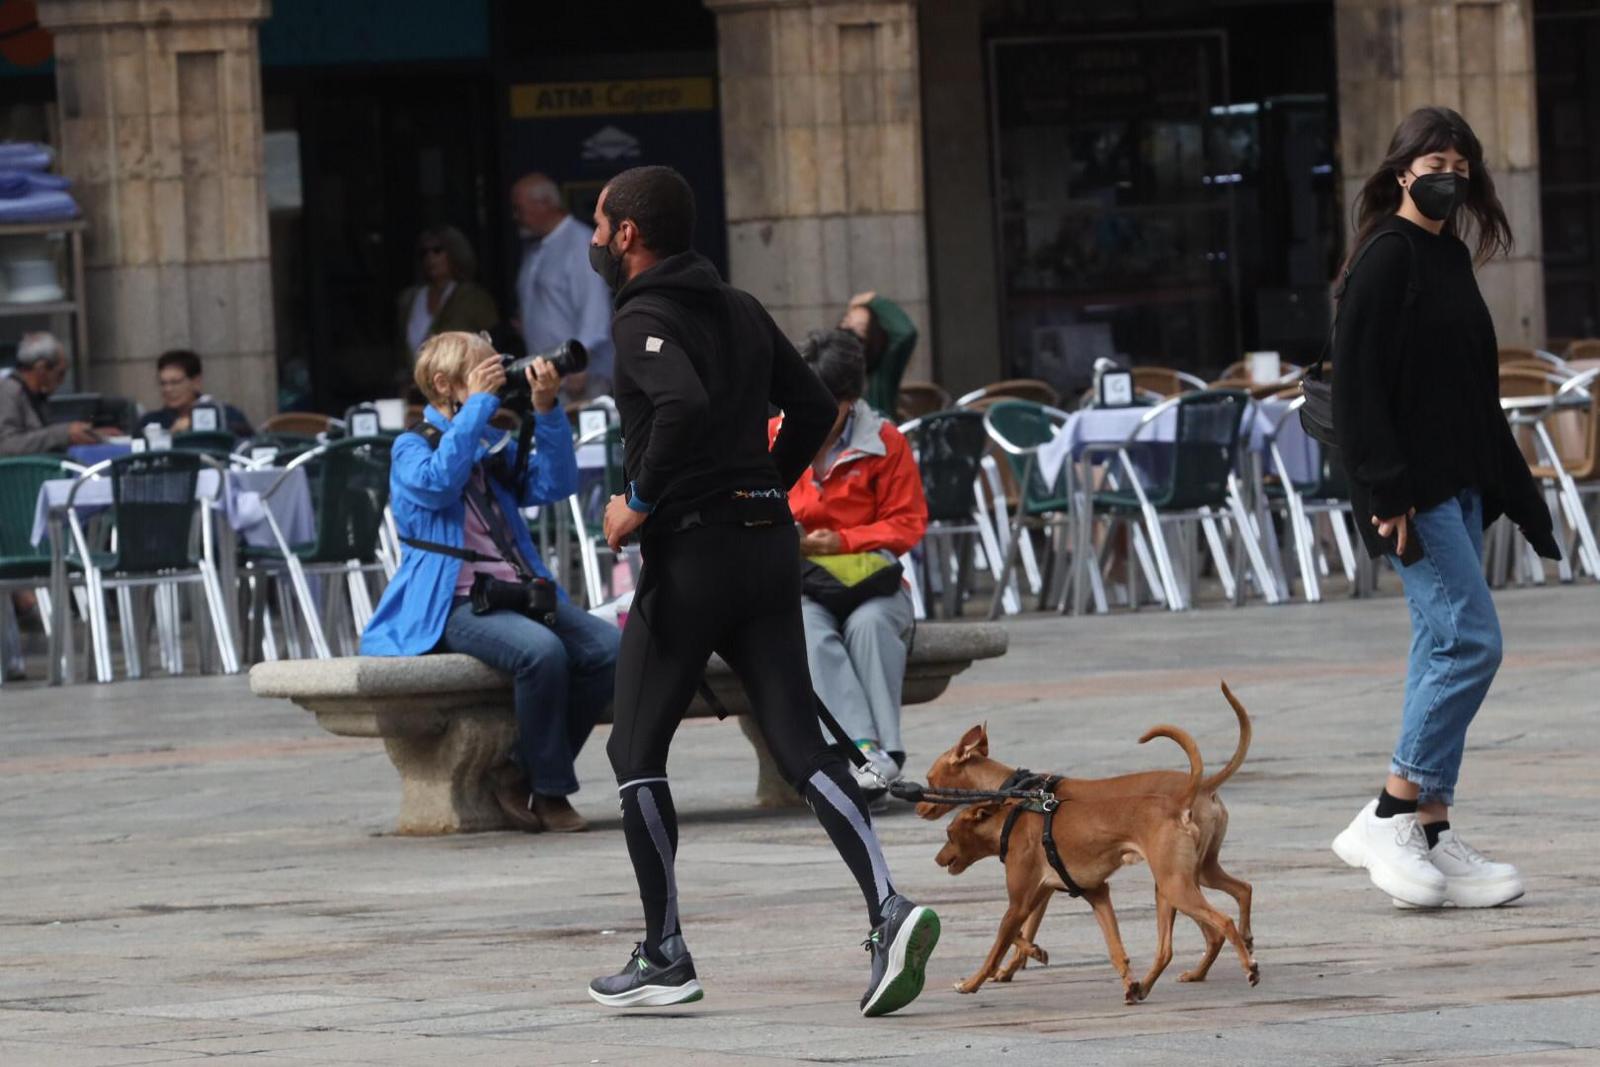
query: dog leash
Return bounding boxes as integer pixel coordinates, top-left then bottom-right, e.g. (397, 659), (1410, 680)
(892, 771), (1085, 898)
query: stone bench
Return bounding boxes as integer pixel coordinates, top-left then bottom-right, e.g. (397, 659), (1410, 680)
(249, 621), (1009, 834)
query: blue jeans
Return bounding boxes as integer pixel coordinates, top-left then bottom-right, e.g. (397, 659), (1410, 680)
(1390, 489), (1503, 806)
(442, 599), (620, 796)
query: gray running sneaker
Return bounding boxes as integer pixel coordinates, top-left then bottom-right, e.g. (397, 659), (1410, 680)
(588, 934), (703, 1008)
(860, 894), (940, 1017)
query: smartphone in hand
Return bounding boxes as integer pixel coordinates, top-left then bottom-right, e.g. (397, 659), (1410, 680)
(1396, 523), (1425, 566)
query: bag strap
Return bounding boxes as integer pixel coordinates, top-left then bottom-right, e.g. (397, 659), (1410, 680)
(1311, 228), (1420, 382)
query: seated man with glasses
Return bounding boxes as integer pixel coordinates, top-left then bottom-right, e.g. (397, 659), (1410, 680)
(138, 349), (253, 437)
(361, 331), (620, 833)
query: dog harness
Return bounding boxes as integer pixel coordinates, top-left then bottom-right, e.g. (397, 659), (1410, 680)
(890, 771), (1085, 899)
(994, 773), (1084, 898)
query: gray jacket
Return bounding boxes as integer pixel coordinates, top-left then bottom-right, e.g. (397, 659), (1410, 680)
(0, 374), (70, 456)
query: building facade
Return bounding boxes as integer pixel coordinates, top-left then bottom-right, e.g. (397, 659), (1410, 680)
(7, 0), (1598, 416)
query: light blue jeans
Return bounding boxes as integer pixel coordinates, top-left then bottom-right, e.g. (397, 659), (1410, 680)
(442, 599), (620, 797)
(1390, 489), (1503, 806)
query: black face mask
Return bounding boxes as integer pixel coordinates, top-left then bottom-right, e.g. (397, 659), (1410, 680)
(1407, 171), (1467, 222)
(588, 237), (626, 293)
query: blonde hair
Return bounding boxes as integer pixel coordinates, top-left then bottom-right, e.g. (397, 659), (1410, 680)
(414, 331), (495, 409)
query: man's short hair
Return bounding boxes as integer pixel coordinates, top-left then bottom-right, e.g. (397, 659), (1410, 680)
(157, 349), (203, 379)
(601, 165), (695, 256)
(798, 329), (866, 403)
(15, 332), (63, 368)
(414, 331), (496, 409)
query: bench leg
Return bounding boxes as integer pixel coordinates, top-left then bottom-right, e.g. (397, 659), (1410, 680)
(736, 715), (804, 808)
(379, 710), (519, 834)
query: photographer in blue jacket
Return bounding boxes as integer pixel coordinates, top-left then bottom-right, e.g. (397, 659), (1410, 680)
(362, 330), (619, 833)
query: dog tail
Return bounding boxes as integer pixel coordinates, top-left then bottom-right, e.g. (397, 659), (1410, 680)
(1139, 724), (1203, 812)
(1201, 680), (1253, 793)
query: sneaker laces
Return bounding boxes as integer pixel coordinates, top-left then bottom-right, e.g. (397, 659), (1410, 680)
(861, 927), (885, 954)
(1441, 834), (1488, 864)
(1392, 817), (1430, 855)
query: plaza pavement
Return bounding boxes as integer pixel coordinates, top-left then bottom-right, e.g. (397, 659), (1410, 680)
(2, 583), (1599, 1066)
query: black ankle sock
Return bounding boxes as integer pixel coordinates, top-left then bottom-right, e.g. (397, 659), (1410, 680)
(619, 779), (680, 957)
(1374, 789), (1419, 819)
(888, 751), (906, 770)
(1423, 820), (1450, 849)
(803, 759), (895, 927)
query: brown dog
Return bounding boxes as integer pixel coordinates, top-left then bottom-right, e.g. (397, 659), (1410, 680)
(925, 682), (1255, 997)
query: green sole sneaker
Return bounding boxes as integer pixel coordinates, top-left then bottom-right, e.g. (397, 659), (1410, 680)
(861, 906), (940, 1017)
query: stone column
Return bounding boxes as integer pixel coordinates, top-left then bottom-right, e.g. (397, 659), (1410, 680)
(38, 0), (275, 420)
(704, 0), (932, 379)
(1335, 0), (1544, 346)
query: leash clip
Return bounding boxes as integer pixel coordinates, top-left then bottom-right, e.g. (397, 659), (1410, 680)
(1036, 791), (1059, 813)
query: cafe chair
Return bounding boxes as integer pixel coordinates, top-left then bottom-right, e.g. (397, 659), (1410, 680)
(0, 456), (85, 684)
(900, 409), (1010, 618)
(64, 451), (239, 682)
(240, 437), (394, 660)
(1087, 389), (1282, 612)
(1259, 397), (1358, 604)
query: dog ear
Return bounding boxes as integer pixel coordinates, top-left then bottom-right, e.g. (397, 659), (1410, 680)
(956, 722), (989, 761)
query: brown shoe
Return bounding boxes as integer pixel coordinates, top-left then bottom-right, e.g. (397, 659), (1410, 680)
(492, 775), (544, 833)
(530, 794), (587, 833)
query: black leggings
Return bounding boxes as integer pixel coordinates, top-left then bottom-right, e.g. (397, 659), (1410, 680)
(607, 522), (894, 952)
(607, 522), (836, 785)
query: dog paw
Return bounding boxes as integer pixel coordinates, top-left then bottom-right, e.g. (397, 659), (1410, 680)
(1178, 970), (1207, 983)
(1122, 980), (1143, 1005)
(1030, 946), (1049, 965)
(954, 980), (982, 995)
(1246, 961), (1260, 987)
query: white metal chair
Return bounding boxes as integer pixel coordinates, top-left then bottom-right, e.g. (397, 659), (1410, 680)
(1086, 390), (1282, 612)
(64, 451), (239, 682)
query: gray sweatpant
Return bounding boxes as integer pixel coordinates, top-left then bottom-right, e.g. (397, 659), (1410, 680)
(802, 589), (914, 755)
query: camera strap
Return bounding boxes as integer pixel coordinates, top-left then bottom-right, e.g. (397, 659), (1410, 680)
(399, 469), (540, 584)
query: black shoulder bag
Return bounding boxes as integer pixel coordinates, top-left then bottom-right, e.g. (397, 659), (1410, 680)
(1299, 228), (1420, 447)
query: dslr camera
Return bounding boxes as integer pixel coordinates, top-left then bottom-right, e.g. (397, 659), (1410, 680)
(470, 572), (558, 626)
(498, 339), (587, 410)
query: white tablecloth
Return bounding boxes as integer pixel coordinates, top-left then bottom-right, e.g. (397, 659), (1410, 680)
(1035, 400), (1320, 488)
(31, 468), (314, 549)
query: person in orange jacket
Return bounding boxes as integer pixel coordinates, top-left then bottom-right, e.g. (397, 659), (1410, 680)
(770, 328), (928, 797)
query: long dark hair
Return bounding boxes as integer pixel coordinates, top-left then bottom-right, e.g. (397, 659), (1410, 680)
(1347, 106), (1512, 270)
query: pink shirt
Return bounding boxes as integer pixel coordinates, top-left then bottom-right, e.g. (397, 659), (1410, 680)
(455, 470), (520, 596)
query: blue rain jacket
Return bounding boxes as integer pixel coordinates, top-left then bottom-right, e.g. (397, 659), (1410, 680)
(360, 394), (578, 656)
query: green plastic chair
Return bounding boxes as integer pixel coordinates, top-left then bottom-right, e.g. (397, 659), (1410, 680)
(241, 436), (393, 659)
(981, 400), (1076, 617)
(1089, 390), (1280, 611)
(0, 456), (73, 581)
(172, 430), (239, 461)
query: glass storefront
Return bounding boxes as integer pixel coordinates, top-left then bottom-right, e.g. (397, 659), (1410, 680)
(1536, 0), (1600, 345)
(983, 3), (1340, 393)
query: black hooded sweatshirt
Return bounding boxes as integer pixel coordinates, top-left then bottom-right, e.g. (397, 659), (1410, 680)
(610, 251), (836, 533)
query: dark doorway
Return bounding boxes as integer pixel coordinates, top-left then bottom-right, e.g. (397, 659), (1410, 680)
(268, 71), (497, 414)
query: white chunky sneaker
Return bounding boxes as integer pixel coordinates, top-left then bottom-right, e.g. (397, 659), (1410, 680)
(1331, 799), (1447, 908)
(1392, 829), (1523, 909)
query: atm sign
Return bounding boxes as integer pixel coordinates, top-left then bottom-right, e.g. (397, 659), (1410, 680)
(510, 78), (715, 119)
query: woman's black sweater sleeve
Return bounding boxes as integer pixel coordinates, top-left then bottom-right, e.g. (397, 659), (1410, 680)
(1332, 235), (1414, 519)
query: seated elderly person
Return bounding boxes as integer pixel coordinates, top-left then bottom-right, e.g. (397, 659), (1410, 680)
(138, 349), (253, 437)
(770, 328), (928, 796)
(361, 331), (619, 833)
(0, 332), (97, 455)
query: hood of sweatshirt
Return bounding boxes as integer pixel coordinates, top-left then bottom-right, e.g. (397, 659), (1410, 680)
(613, 250), (723, 310)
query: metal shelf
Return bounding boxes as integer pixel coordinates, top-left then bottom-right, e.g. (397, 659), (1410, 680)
(0, 300), (77, 317)
(0, 218), (87, 237)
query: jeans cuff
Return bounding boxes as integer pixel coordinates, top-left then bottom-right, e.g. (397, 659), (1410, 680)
(1388, 758), (1454, 806)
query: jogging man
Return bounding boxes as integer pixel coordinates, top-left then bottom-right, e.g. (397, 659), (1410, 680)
(585, 165), (939, 1017)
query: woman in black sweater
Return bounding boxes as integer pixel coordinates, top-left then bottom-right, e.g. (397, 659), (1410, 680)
(1329, 107), (1558, 911)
